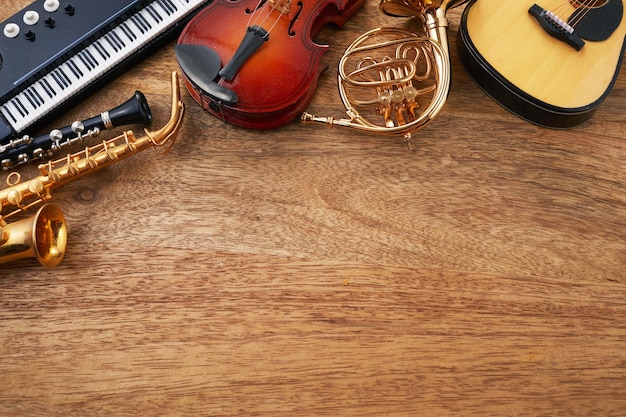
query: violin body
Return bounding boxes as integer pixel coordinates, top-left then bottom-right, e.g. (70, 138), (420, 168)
(176, 0), (366, 129)
(458, 0), (626, 128)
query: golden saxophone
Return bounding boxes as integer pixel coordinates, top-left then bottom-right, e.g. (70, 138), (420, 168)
(0, 71), (185, 267)
(302, 0), (467, 148)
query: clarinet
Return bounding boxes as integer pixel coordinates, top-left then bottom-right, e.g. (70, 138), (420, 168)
(0, 72), (184, 268)
(0, 91), (153, 170)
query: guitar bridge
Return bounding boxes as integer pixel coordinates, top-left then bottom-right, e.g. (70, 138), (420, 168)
(528, 4), (585, 50)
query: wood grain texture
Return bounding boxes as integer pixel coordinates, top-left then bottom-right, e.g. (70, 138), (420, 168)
(1, 1), (625, 416)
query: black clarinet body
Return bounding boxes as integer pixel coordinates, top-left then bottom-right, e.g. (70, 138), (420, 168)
(0, 90), (152, 169)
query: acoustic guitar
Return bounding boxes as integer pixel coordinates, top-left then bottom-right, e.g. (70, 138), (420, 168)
(458, 0), (626, 128)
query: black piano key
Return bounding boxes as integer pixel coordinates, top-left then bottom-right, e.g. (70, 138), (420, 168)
(0, 0), (210, 145)
(41, 79), (56, 98)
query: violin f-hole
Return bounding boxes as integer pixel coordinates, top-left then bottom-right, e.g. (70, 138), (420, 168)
(288, 1), (304, 36)
(246, 0), (268, 14)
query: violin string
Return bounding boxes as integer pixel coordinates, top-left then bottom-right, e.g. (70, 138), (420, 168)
(247, 0), (291, 35)
(266, 0), (291, 34)
(246, 0), (263, 28)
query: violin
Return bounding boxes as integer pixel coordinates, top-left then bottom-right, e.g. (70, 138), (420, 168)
(175, 0), (366, 129)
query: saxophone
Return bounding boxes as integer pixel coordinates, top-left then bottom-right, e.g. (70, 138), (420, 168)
(0, 72), (185, 267)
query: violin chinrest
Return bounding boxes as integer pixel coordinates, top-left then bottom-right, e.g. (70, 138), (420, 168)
(175, 44), (239, 105)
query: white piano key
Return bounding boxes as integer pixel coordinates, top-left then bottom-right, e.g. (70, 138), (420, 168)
(1, 0), (206, 135)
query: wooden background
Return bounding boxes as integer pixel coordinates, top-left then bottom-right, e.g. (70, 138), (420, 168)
(1, 1), (625, 415)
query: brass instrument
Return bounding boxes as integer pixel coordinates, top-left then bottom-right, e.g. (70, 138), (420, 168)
(0, 90), (153, 170)
(301, 0), (467, 148)
(0, 72), (185, 267)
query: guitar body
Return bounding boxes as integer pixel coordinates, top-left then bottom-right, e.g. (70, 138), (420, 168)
(458, 0), (626, 128)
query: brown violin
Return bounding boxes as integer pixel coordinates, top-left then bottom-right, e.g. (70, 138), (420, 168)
(175, 0), (366, 129)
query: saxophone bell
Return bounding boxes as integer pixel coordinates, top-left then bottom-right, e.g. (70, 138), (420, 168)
(0, 203), (67, 267)
(0, 71), (184, 268)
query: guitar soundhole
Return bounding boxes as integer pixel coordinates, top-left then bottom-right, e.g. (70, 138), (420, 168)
(569, 0), (608, 8)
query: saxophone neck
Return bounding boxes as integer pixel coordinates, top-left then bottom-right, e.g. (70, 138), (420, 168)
(144, 71), (185, 151)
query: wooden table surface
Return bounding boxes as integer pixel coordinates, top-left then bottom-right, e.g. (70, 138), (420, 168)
(1, 1), (625, 415)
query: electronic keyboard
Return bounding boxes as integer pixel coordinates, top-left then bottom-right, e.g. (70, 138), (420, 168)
(0, 0), (210, 145)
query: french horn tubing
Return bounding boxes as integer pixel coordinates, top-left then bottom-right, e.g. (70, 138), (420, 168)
(302, 0), (467, 147)
(0, 71), (185, 267)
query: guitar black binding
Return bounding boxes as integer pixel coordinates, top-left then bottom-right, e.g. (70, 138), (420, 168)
(457, 0), (626, 128)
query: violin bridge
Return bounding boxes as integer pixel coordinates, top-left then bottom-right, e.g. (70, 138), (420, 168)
(268, 0), (291, 15)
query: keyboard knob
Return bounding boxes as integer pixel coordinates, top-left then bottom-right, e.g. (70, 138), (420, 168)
(44, 0), (61, 12)
(23, 11), (40, 25)
(3, 23), (20, 38)
(63, 4), (75, 16)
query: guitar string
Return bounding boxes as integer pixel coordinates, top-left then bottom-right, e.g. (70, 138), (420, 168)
(552, 0), (598, 28)
(569, 0), (597, 27)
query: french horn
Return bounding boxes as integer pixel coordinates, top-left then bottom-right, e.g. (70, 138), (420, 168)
(302, 0), (467, 148)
